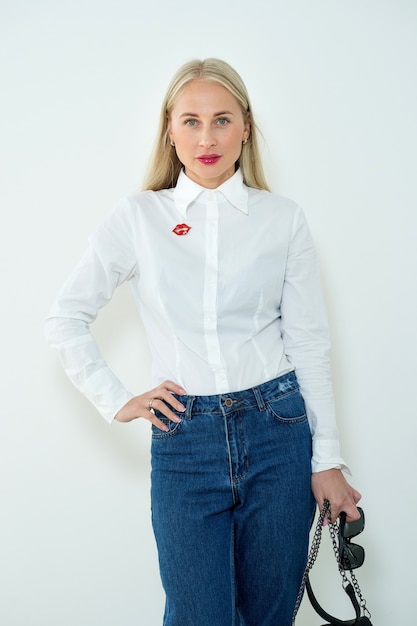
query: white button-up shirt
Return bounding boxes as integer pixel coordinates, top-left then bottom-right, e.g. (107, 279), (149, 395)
(45, 169), (347, 473)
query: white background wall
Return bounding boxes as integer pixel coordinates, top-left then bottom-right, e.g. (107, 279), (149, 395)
(1, 1), (416, 624)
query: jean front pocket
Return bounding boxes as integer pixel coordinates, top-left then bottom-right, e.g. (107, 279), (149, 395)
(151, 411), (183, 439)
(266, 390), (307, 424)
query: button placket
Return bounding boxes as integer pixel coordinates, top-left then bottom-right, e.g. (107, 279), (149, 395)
(202, 191), (228, 391)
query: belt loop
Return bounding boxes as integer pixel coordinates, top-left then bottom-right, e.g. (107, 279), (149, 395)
(253, 386), (266, 411)
(185, 396), (194, 420)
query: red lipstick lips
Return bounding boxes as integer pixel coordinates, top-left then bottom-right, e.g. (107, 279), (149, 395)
(196, 154), (221, 165)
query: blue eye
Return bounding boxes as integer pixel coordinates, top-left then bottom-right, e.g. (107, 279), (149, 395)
(217, 118), (229, 126)
(185, 119), (197, 126)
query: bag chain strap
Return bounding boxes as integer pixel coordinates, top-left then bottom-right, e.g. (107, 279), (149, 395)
(292, 500), (371, 624)
(327, 509), (369, 617)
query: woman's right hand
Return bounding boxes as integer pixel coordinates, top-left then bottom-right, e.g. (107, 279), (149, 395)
(114, 380), (187, 431)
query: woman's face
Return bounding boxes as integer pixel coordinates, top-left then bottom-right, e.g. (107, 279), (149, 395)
(168, 80), (250, 189)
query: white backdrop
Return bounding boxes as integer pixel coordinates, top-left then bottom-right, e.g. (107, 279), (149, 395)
(1, 1), (416, 624)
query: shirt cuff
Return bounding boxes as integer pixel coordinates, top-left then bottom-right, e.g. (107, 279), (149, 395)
(311, 437), (351, 475)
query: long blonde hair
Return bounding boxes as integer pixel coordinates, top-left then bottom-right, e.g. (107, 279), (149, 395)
(142, 58), (270, 192)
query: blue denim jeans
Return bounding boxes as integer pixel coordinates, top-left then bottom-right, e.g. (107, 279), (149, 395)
(150, 372), (315, 626)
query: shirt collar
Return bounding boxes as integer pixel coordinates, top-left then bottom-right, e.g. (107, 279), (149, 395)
(173, 168), (249, 217)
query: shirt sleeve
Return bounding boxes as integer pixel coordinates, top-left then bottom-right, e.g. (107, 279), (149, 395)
(44, 198), (138, 422)
(280, 206), (350, 474)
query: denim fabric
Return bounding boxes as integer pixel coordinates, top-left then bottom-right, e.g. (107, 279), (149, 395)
(150, 372), (315, 626)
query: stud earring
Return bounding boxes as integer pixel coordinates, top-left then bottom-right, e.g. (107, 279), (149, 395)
(170, 140), (175, 147)
(242, 138), (248, 145)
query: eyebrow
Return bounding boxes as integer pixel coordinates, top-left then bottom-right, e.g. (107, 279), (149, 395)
(179, 110), (235, 118)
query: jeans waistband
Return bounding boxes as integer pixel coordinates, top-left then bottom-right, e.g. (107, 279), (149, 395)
(177, 371), (299, 418)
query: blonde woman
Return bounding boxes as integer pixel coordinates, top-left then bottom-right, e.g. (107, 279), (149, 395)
(45, 58), (361, 626)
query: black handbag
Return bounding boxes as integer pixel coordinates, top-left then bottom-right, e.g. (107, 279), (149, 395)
(292, 500), (373, 625)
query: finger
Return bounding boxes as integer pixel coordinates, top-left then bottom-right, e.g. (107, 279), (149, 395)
(341, 489), (362, 522)
(147, 398), (184, 423)
(148, 383), (187, 418)
(326, 500), (347, 523)
(328, 507), (340, 524)
(139, 402), (176, 431)
(146, 404), (183, 432)
(149, 414), (170, 432)
(344, 504), (361, 522)
(153, 389), (187, 413)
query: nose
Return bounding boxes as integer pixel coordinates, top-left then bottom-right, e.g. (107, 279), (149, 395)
(198, 126), (216, 147)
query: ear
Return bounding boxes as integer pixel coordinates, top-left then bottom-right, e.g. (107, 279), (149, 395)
(167, 116), (173, 142)
(243, 116), (251, 141)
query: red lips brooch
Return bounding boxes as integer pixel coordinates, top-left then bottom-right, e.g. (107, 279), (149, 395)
(172, 223), (191, 236)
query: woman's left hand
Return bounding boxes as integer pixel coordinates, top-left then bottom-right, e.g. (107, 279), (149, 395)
(311, 469), (362, 523)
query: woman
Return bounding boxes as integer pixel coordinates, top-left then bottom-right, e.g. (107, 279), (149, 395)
(45, 58), (361, 626)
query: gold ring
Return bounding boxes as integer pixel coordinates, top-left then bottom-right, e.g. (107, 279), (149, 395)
(148, 398), (154, 410)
